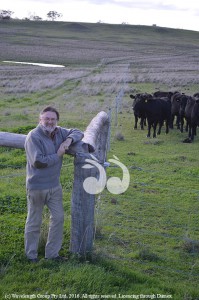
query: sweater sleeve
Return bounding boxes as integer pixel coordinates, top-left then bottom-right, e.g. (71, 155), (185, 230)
(25, 133), (60, 169)
(60, 127), (84, 143)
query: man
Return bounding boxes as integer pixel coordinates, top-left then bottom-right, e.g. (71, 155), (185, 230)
(24, 106), (84, 262)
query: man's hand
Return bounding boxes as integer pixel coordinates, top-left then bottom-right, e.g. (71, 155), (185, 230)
(57, 138), (73, 157)
(57, 143), (66, 157)
(62, 137), (73, 150)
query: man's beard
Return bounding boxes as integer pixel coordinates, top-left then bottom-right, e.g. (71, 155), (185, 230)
(40, 123), (57, 134)
(44, 125), (57, 133)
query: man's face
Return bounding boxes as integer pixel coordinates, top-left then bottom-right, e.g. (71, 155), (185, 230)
(40, 111), (58, 133)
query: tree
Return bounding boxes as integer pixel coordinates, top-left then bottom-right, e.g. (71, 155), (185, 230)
(0, 10), (13, 20)
(47, 11), (62, 21)
(33, 16), (42, 21)
(29, 15), (43, 21)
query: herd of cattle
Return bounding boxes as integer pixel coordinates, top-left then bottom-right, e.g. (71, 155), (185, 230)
(130, 91), (199, 143)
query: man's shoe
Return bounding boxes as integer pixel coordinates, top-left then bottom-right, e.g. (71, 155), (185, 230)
(51, 256), (68, 261)
(28, 258), (39, 263)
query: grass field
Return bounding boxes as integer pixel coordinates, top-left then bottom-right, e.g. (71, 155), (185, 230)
(0, 20), (199, 300)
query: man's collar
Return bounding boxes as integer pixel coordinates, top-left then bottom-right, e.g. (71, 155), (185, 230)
(51, 127), (59, 139)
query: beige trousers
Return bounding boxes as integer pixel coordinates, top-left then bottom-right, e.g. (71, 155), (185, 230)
(25, 185), (64, 259)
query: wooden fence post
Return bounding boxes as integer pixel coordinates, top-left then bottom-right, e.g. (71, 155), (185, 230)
(70, 111), (110, 255)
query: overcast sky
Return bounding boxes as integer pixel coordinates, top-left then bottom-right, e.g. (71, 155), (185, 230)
(2, 0), (199, 32)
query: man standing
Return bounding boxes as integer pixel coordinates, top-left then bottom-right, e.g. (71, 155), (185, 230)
(24, 106), (84, 262)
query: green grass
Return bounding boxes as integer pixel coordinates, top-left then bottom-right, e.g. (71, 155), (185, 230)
(0, 20), (199, 300)
(1, 111), (199, 299)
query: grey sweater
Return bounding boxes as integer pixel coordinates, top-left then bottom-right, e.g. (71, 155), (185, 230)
(25, 125), (84, 190)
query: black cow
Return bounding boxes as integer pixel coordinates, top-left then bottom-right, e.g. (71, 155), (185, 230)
(170, 92), (182, 129)
(153, 91), (174, 99)
(130, 93), (152, 130)
(193, 92), (199, 99)
(179, 95), (189, 133)
(153, 91), (180, 129)
(190, 99), (199, 141)
(185, 97), (195, 134)
(133, 95), (171, 138)
(183, 97), (198, 142)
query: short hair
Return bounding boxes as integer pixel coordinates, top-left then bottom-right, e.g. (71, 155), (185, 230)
(40, 106), (59, 120)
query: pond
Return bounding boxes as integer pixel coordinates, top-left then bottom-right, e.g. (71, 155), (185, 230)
(3, 61), (65, 68)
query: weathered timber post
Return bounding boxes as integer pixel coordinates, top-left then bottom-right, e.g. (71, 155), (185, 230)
(70, 111), (110, 255)
(0, 111), (110, 256)
(0, 132), (26, 148)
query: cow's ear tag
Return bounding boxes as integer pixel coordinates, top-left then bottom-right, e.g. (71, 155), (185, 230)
(145, 100), (148, 103)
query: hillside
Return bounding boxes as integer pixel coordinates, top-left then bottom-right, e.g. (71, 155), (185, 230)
(1, 19), (199, 66)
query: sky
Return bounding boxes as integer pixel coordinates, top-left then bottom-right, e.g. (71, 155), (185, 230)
(1, 0), (199, 32)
